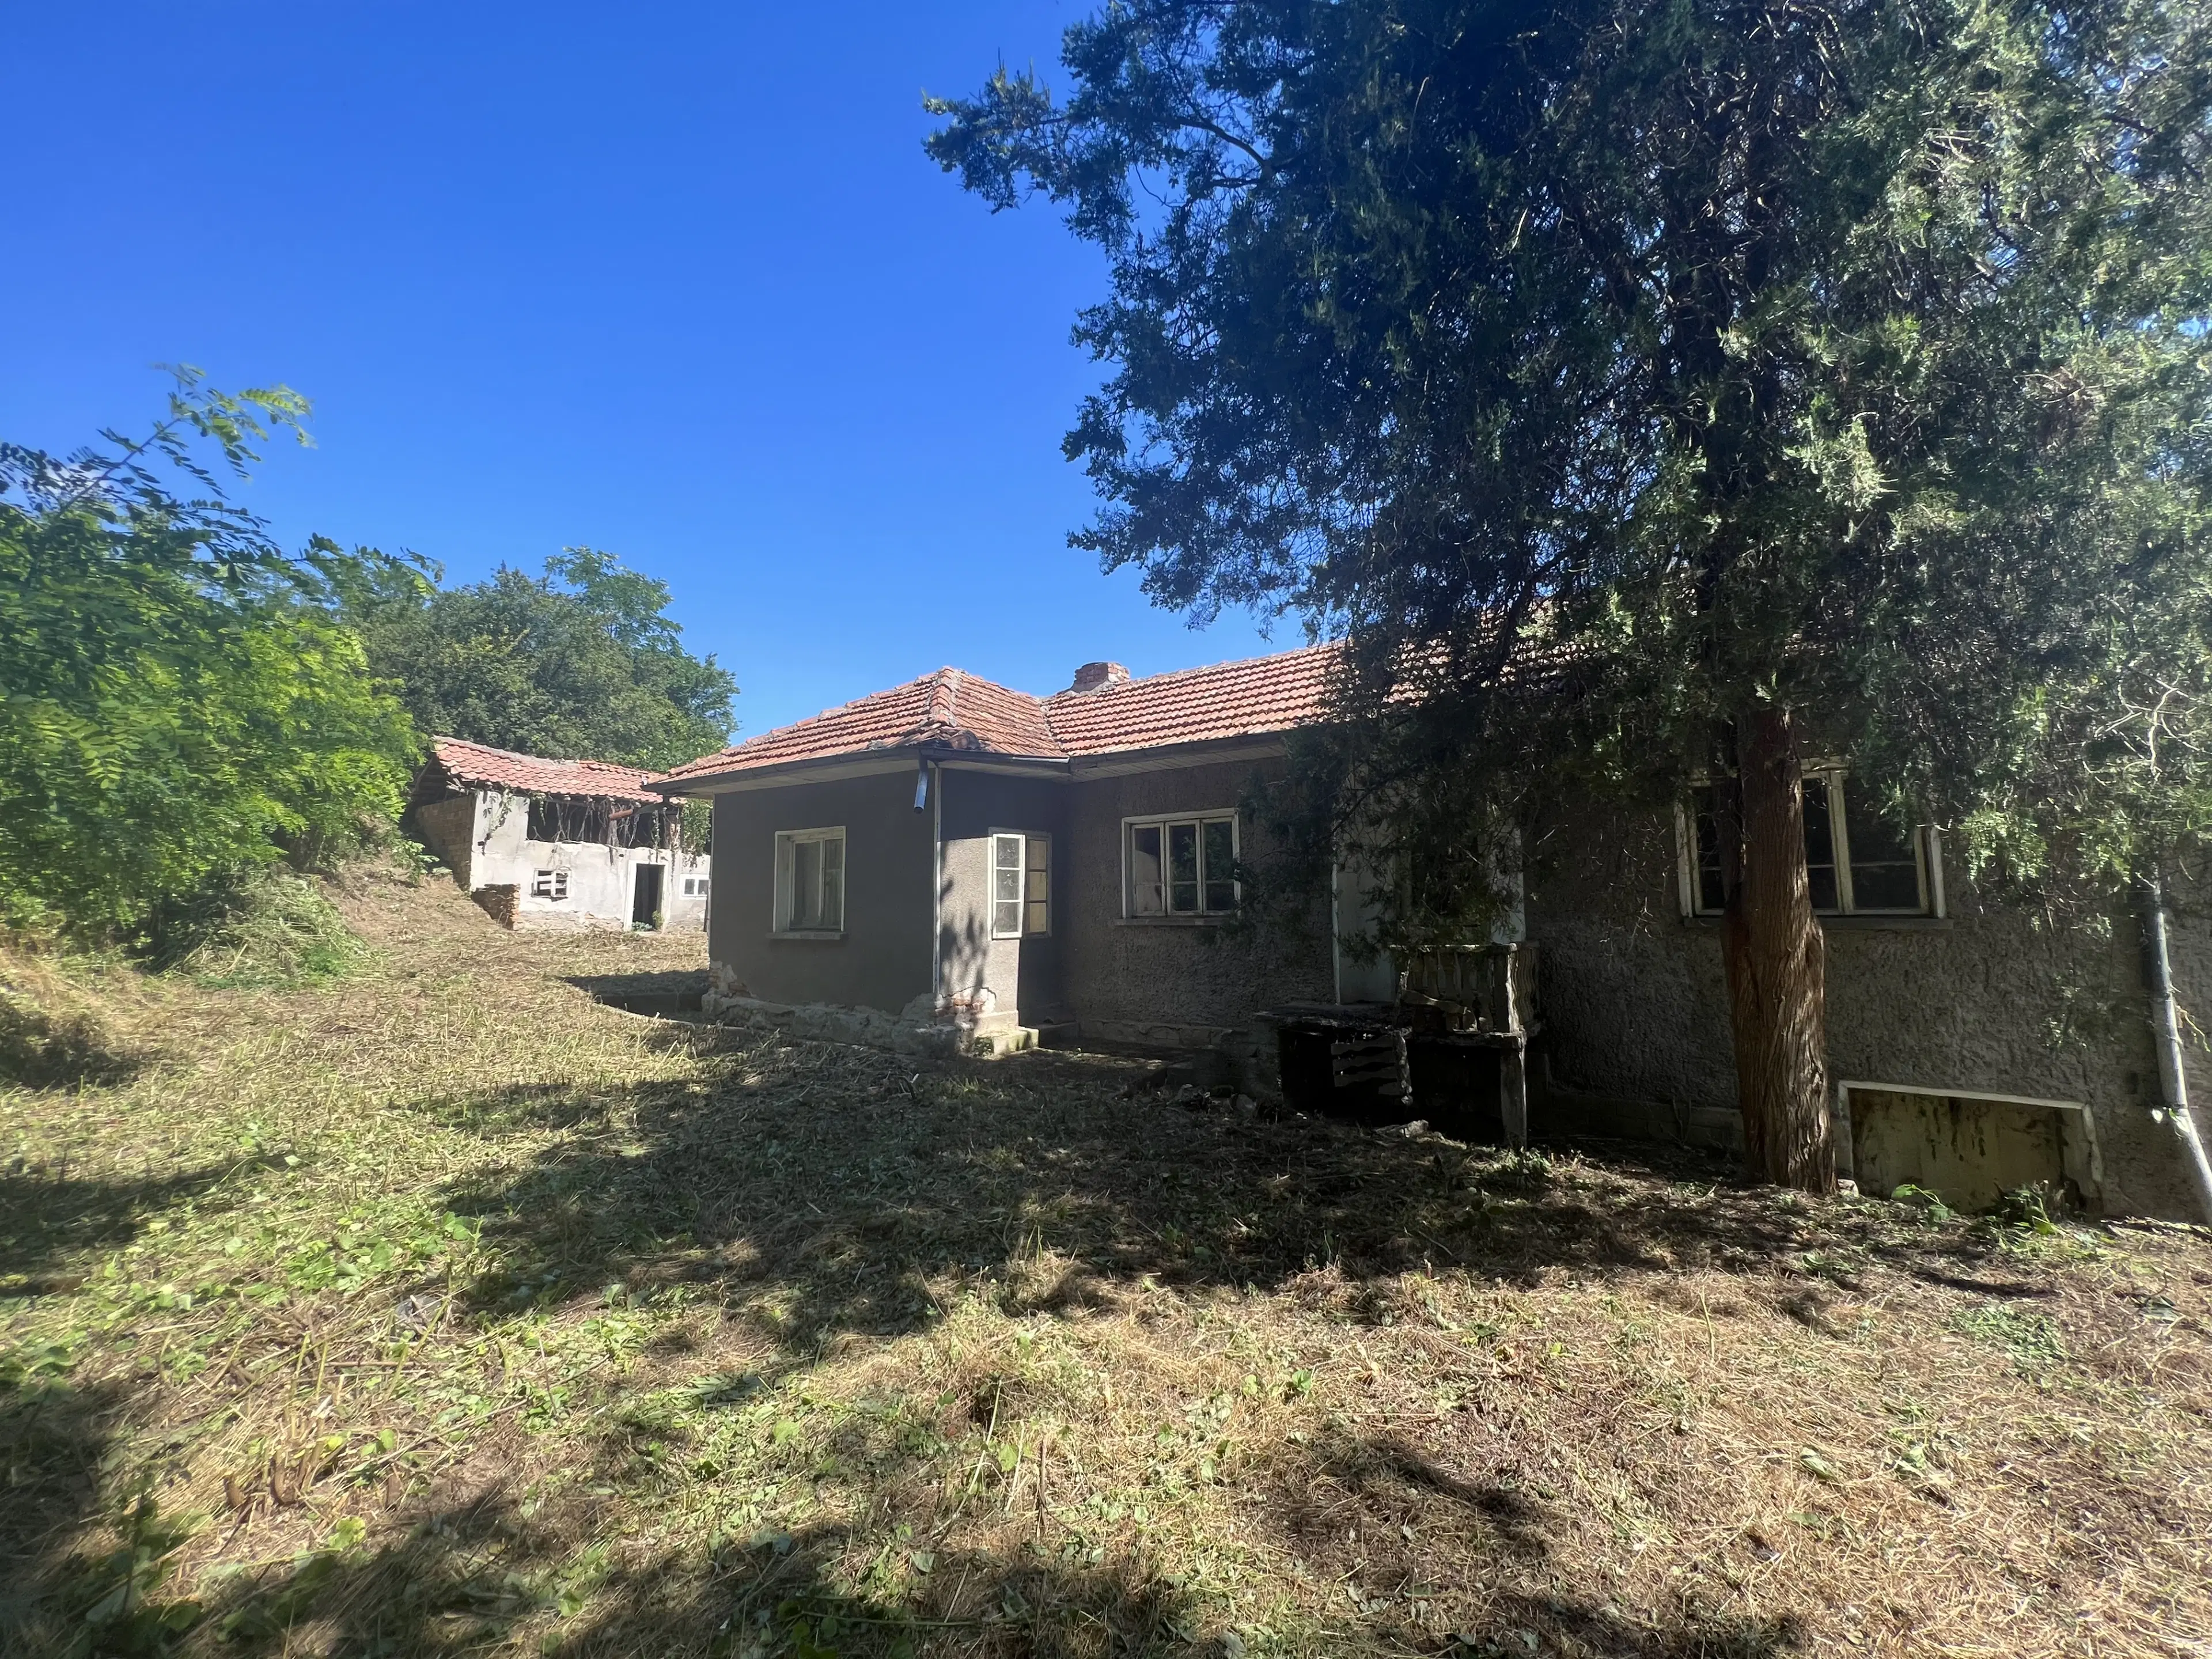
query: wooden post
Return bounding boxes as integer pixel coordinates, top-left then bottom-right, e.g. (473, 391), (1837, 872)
(1501, 1040), (1529, 1149)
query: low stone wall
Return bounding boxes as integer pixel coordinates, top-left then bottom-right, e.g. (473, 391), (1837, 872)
(472, 885), (518, 929)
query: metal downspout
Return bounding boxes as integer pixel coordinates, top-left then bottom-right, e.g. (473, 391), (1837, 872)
(2140, 875), (2212, 1222)
(930, 761), (944, 1014)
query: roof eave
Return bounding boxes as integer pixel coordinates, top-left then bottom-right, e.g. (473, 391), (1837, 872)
(655, 739), (1067, 796)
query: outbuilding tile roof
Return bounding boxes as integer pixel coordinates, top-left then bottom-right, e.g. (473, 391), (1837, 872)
(428, 737), (670, 804)
(660, 643), (1346, 784)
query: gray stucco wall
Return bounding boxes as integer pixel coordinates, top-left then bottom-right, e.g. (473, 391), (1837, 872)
(1061, 757), (1334, 1038)
(709, 771), (933, 1014)
(1527, 809), (2211, 1219)
(937, 769), (1069, 1027)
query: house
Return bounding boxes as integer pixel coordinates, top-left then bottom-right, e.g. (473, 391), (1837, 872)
(410, 738), (710, 933)
(656, 650), (2212, 1221)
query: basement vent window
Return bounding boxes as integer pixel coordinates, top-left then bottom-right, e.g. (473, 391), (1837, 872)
(1684, 770), (1940, 918)
(1839, 1082), (2099, 1214)
(532, 869), (569, 900)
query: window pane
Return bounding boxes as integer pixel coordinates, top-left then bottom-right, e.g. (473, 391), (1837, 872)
(1025, 898), (1048, 934)
(1202, 819), (1236, 911)
(1131, 824), (1164, 915)
(1168, 822), (1200, 912)
(995, 863), (1022, 904)
(1694, 791), (1726, 913)
(1843, 788), (1924, 911)
(995, 834), (1022, 873)
(1802, 778), (1840, 912)
(793, 839), (822, 928)
(995, 899), (1021, 935)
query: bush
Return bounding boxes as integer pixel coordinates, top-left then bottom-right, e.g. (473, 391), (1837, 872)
(147, 869), (366, 989)
(0, 373), (419, 941)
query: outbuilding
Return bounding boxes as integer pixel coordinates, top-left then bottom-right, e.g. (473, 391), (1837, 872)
(409, 737), (709, 933)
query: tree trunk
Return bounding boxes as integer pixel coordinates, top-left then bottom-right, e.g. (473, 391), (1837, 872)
(1719, 708), (1835, 1191)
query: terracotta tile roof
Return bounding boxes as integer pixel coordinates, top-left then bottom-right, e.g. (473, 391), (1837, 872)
(662, 645), (1346, 783)
(661, 668), (1065, 780)
(428, 737), (669, 804)
(1042, 642), (1340, 756)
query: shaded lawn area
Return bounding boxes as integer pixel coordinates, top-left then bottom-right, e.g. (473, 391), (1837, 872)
(3, 865), (2210, 1658)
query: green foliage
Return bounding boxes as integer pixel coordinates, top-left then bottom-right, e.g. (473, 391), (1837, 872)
(0, 370), (419, 940)
(353, 544), (736, 770)
(930, 0), (2212, 916)
(147, 867), (368, 988)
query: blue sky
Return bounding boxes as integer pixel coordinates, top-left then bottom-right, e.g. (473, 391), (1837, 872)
(0, 3), (1287, 740)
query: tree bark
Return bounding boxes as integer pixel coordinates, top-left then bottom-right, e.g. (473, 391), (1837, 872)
(1719, 707), (1835, 1191)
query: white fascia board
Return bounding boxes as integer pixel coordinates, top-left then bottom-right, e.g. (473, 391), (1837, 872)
(1067, 735), (1290, 779)
(659, 752), (920, 796)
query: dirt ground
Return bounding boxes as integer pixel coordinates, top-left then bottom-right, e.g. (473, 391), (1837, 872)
(3, 862), (2210, 1658)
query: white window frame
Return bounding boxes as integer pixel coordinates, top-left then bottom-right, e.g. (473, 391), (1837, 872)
(681, 876), (709, 897)
(1677, 769), (1943, 919)
(989, 831), (1051, 940)
(772, 826), (846, 937)
(1121, 810), (1240, 920)
(531, 868), (569, 900)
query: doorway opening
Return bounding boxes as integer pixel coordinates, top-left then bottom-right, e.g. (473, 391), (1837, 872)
(632, 862), (665, 930)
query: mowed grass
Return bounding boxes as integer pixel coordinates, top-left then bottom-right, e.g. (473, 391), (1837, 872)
(4, 865), (2211, 1659)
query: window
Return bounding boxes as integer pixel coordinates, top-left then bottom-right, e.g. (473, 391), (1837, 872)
(1688, 771), (1936, 917)
(682, 877), (709, 897)
(531, 868), (569, 900)
(991, 832), (1050, 938)
(774, 828), (844, 933)
(1126, 813), (1238, 918)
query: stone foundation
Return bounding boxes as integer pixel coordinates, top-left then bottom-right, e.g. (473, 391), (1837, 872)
(702, 962), (1031, 1059)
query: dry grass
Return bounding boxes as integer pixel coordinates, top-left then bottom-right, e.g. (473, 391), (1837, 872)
(4, 861), (2210, 1658)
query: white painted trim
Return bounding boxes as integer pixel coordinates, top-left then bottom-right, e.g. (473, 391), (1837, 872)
(672, 753), (922, 795)
(670, 733), (1285, 795)
(1676, 769), (1942, 921)
(1119, 809), (1240, 919)
(771, 825), (846, 935)
(1070, 736), (1288, 779)
(1835, 1078), (2105, 1199)
(1331, 861), (1344, 1003)
(940, 757), (1071, 779)
(1672, 800), (1700, 919)
(988, 828), (1024, 940)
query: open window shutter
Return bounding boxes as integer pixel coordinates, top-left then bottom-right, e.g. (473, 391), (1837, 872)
(993, 834), (1024, 937)
(822, 834), (844, 930)
(1024, 835), (1050, 934)
(774, 836), (793, 930)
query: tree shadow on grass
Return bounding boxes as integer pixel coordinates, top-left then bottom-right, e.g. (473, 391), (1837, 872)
(162, 1465), (1801, 1659)
(563, 969), (710, 1018)
(424, 1034), (2042, 1346)
(1, 1156), (283, 1293)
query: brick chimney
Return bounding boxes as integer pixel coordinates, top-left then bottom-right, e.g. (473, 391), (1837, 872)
(1069, 661), (1131, 694)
